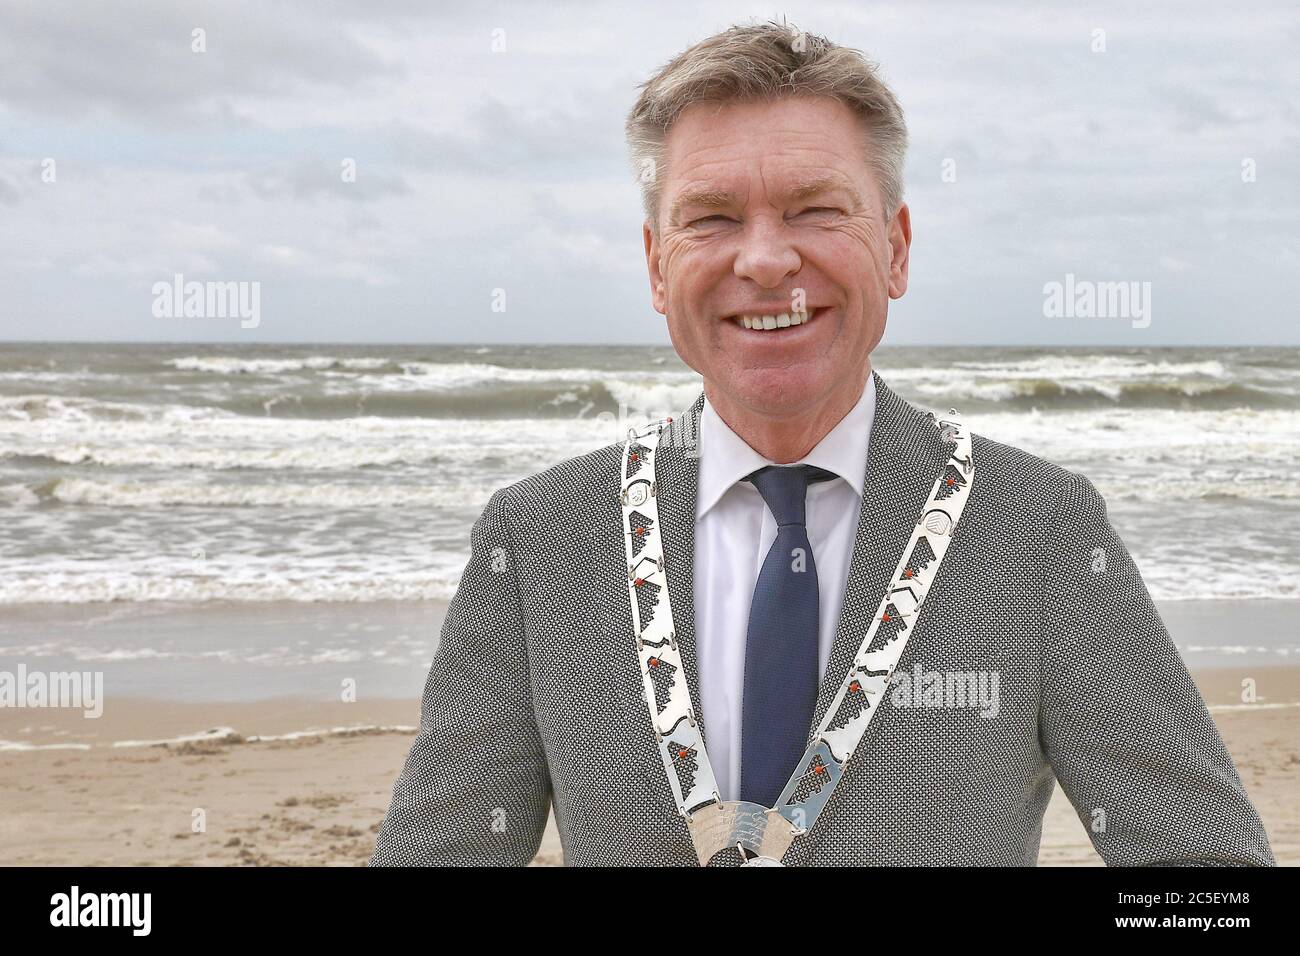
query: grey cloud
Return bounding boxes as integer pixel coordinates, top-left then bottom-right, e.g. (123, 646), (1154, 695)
(0, 172), (21, 205)
(0, 0), (401, 121)
(245, 158), (410, 202)
(389, 88), (635, 179)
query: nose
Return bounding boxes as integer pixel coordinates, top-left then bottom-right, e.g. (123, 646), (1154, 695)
(733, 216), (801, 288)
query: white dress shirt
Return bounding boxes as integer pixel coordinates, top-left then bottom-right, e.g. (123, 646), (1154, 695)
(693, 381), (876, 802)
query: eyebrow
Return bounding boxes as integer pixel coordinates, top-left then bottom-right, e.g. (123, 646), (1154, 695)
(667, 177), (863, 225)
(667, 188), (735, 225)
(786, 176), (862, 206)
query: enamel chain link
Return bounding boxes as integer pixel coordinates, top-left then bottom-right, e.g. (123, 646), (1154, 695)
(619, 408), (974, 866)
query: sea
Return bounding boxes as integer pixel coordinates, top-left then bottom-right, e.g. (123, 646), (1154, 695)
(1, 342), (1297, 696)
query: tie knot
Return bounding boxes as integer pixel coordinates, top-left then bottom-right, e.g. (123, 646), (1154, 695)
(744, 464), (836, 527)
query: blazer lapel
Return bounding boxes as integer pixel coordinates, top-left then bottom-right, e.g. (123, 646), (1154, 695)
(806, 370), (950, 737)
(645, 393), (713, 750)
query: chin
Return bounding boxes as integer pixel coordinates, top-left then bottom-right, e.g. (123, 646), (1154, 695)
(725, 364), (831, 414)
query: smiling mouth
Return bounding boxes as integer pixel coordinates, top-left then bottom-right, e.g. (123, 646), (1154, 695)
(727, 306), (828, 331)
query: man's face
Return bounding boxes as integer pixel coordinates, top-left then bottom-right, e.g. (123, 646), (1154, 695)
(644, 96), (911, 419)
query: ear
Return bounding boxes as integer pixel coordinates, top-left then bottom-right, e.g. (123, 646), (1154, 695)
(643, 220), (667, 315)
(886, 202), (912, 299)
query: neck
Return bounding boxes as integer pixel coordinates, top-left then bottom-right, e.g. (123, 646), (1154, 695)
(704, 366), (872, 463)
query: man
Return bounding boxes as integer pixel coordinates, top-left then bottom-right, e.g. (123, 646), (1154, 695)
(371, 22), (1273, 866)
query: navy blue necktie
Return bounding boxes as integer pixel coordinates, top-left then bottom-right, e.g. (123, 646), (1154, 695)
(739, 463), (836, 807)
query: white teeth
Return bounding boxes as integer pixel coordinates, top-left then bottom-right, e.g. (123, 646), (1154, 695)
(732, 310), (813, 331)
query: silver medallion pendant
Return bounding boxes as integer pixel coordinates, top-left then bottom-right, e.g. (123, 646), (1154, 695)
(688, 801), (798, 866)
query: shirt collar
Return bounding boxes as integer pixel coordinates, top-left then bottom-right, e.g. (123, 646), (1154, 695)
(696, 376), (876, 520)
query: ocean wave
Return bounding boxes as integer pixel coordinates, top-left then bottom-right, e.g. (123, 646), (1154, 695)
(915, 378), (1286, 409)
(945, 355), (1231, 379)
(1093, 477), (1300, 501)
(972, 408), (1300, 464)
(0, 444), (461, 471)
(165, 354), (701, 419)
(0, 482), (40, 506)
(0, 370), (125, 384)
(1138, 564), (1300, 603)
(36, 478), (498, 509)
(3, 406), (1296, 482)
(0, 369), (705, 420)
(0, 415), (617, 470)
(170, 355), (395, 374)
(0, 394), (236, 423)
(887, 355), (1299, 409)
(172, 354), (700, 391)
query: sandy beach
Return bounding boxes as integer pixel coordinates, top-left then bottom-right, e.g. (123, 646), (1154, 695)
(1, 666), (1295, 866)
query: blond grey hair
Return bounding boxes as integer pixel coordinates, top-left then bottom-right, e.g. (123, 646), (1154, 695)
(625, 20), (908, 231)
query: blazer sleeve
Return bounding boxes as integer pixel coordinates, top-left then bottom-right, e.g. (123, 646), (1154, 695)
(1036, 472), (1274, 866)
(370, 488), (552, 865)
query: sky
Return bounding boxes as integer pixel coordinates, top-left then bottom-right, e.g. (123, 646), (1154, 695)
(1, 0), (1297, 345)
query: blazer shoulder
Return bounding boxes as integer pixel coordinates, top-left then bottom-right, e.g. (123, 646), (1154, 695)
(968, 430), (1102, 517)
(482, 439), (625, 535)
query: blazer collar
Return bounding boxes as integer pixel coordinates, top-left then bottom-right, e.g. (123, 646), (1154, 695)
(649, 368), (949, 755)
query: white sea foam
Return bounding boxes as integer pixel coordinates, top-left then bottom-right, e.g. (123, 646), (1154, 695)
(0, 370), (125, 384)
(0, 563), (468, 604)
(887, 355), (1298, 403)
(170, 356), (393, 374)
(112, 726), (239, 748)
(0, 394), (236, 423)
(5, 405), (1293, 480)
(45, 478), (499, 509)
(104, 724), (413, 748)
(603, 377), (707, 418)
(0, 533), (1292, 604)
(0, 415), (616, 470)
(172, 354), (702, 393)
(0, 482), (40, 506)
(973, 408), (1300, 465)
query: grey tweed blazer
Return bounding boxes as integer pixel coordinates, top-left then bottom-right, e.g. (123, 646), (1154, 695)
(370, 370), (1274, 866)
